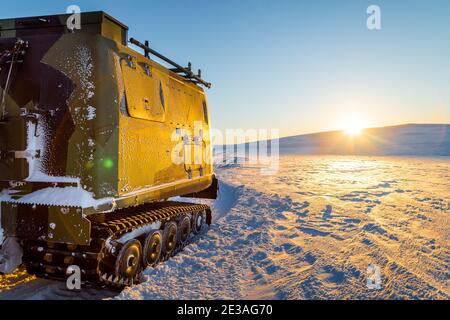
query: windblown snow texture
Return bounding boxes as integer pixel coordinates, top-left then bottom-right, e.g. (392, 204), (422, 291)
(116, 155), (449, 300)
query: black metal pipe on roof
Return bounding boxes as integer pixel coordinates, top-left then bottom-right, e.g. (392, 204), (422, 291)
(129, 37), (211, 89)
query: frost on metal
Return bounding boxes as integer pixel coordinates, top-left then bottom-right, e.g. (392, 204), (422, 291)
(73, 46), (95, 105)
(58, 45), (96, 124)
(20, 45), (99, 186)
(8, 186), (113, 209)
(86, 105), (96, 120)
(24, 114), (79, 184)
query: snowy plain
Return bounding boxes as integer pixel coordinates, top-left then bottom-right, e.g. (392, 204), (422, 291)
(115, 155), (450, 300)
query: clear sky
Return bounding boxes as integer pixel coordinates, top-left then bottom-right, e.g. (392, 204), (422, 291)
(2, 0), (450, 137)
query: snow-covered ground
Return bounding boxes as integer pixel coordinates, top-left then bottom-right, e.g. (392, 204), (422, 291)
(1, 155), (449, 299)
(116, 155), (449, 300)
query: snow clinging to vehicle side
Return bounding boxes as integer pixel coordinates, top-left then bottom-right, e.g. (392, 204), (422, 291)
(24, 115), (79, 184)
(86, 105), (96, 120)
(73, 46), (95, 104)
(7, 187), (114, 209)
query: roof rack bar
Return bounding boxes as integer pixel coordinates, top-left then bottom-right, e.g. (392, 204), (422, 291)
(144, 40), (150, 58)
(129, 37), (212, 89)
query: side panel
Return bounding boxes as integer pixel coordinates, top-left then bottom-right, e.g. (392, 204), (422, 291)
(40, 33), (121, 198)
(121, 57), (166, 123)
(1, 203), (91, 245)
(117, 46), (214, 199)
(0, 31), (121, 199)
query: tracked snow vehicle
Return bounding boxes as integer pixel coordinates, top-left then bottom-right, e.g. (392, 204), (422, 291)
(0, 11), (217, 287)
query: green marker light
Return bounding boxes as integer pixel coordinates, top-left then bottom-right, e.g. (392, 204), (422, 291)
(103, 158), (114, 169)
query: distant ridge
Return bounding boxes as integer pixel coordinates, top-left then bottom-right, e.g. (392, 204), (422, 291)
(279, 124), (450, 156)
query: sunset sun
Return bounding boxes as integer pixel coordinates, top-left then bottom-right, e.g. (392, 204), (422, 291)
(341, 116), (367, 136)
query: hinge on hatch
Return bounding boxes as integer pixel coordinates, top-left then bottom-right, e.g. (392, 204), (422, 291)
(0, 149), (40, 160)
(142, 63), (152, 76)
(13, 149), (41, 159)
(20, 107), (43, 137)
(124, 54), (136, 69)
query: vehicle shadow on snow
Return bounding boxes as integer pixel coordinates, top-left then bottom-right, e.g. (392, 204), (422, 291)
(0, 267), (118, 300)
(211, 181), (242, 222)
(0, 274), (118, 300)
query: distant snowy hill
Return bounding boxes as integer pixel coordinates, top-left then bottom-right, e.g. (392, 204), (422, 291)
(279, 124), (450, 156)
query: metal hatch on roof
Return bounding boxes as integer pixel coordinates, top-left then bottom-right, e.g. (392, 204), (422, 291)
(0, 11), (129, 45)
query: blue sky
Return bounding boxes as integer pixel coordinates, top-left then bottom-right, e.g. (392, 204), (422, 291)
(2, 0), (450, 137)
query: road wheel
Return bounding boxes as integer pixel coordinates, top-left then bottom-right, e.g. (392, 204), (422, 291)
(163, 222), (178, 256)
(115, 239), (142, 279)
(143, 230), (163, 267)
(192, 211), (204, 234)
(178, 216), (191, 245)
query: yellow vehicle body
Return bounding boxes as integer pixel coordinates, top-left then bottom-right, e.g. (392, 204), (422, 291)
(117, 46), (214, 206)
(0, 11), (217, 247)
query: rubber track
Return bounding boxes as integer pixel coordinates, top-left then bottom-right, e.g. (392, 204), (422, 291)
(23, 201), (211, 288)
